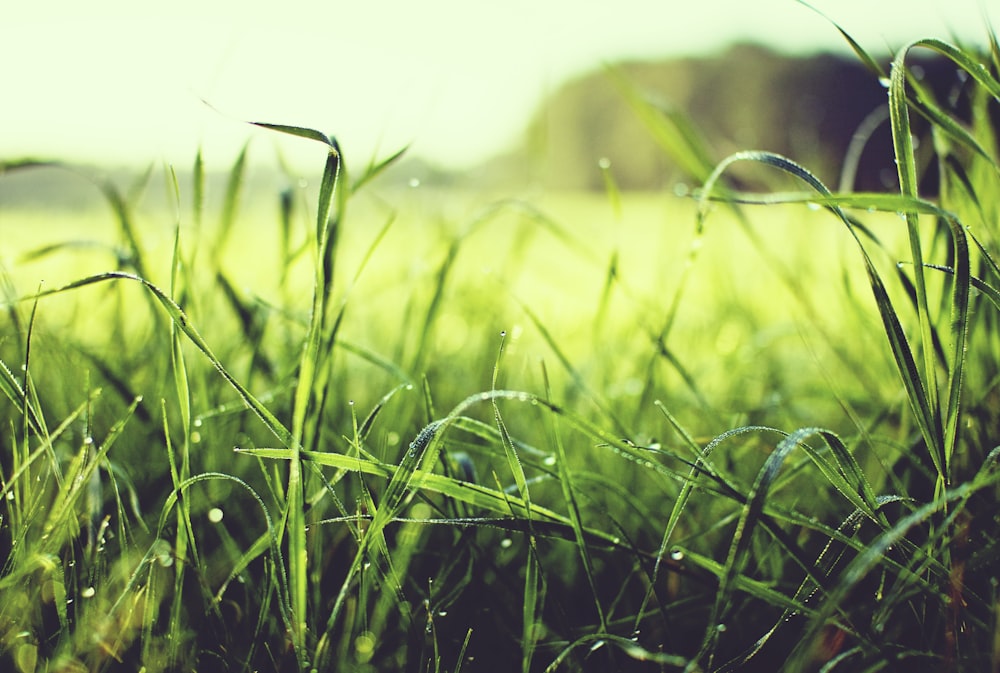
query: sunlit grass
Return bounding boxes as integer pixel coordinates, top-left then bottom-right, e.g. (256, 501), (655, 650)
(2, 16), (1000, 673)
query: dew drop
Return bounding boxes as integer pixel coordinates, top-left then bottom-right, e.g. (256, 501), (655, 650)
(152, 539), (173, 567)
(543, 456), (556, 467)
(81, 587), (96, 599)
(409, 177), (421, 188)
(500, 538), (513, 549)
(208, 507), (224, 523)
(355, 631), (376, 657)
(716, 623), (727, 633)
(669, 547), (684, 561)
(598, 157), (611, 170)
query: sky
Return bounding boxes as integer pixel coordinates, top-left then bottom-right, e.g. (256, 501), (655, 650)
(2, 0), (994, 172)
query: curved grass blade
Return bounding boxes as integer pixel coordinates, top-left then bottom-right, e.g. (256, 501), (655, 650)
(14, 274), (298, 481)
(156, 472), (290, 633)
(543, 633), (689, 672)
(697, 151), (954, 486)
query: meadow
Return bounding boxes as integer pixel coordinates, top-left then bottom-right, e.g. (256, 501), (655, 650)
(2, 24), (1000, 673)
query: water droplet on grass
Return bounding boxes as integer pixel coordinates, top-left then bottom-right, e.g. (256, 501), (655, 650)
(81, 587), (96, 599)
(543, 456), (556, 467)
(669, 547), (684, 561)
(500, 538), (513, 549)
(208, 507), (224, 523)
(716, 623), (727, 633)
(152, 539), (173, 567)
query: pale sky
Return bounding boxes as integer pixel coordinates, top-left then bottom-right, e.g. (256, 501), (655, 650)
(2, 0), (993, 171)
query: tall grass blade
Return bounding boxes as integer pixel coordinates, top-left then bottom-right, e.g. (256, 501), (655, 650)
(211, 143), (249, 269)
(351, 145), (409, 193)
(889, 49), (942, 476)
(608, 65), (717, 184)
(250, 121), (342, 665)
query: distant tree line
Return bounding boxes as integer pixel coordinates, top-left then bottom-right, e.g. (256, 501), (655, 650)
(509, 43), (991, 193)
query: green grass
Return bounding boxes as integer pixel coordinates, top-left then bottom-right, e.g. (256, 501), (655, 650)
(2, 18), (1000, 673)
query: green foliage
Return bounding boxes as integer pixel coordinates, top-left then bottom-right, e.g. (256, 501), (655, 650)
(1, 19), (1000, 673)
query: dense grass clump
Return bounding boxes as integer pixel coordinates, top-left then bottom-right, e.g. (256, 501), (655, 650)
(2, 20), (1000, 673)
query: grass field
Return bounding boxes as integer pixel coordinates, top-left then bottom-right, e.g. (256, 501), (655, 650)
(2, 25), (1000, 673)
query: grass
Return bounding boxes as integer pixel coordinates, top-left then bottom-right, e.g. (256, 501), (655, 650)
(2, 16), (1000, 673)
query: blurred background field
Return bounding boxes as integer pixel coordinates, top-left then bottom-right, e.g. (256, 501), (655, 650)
(1, 160), (912, 442)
